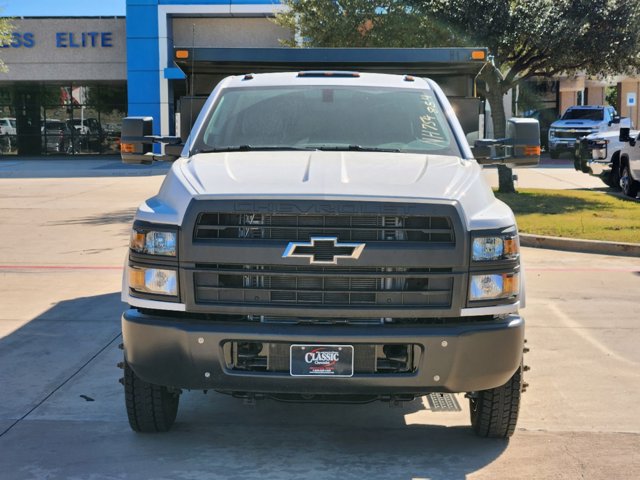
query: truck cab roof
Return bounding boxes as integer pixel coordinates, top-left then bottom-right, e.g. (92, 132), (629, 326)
(220, 71), (433, 90)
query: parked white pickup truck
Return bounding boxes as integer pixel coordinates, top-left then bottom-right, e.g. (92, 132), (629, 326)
(576, 127), (640, 195)
(549, 105), (630, 159)
(595, 128), (640, 197)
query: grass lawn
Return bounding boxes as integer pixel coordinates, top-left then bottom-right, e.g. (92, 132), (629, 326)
(495, 189), (640, 244)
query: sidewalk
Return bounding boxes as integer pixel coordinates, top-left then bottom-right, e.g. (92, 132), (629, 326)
(0, 155), (170, 178)
(0, 153), (607, 188)
(481, 155), (606, 190)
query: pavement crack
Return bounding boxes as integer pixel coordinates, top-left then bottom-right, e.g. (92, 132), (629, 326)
(0, 333), (122, 439)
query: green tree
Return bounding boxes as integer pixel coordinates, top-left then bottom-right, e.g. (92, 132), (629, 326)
(276, 1), (449, 48)
(276, 0), (640, 192)
(0, 16), (15, 72)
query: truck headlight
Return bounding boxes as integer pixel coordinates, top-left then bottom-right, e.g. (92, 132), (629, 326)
(591, 140), (608, 160)
(469, 272), (519, 301)
(549, 129), (556, 138)
(472, 235), (518, 261)
(129, 266), (178, 296)
(130, 228), (177, 256)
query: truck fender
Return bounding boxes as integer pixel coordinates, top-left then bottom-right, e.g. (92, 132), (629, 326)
(611, 151), (620, 171)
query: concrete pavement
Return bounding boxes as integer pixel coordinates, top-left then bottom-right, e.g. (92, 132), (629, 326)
(482, 155), (608, 190)
(0, 157), (639, 479)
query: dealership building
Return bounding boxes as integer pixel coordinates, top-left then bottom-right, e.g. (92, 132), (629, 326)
(0, 0), (639, 156)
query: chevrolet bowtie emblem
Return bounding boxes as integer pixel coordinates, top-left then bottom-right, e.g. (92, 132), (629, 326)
(282, 237), (366, 265)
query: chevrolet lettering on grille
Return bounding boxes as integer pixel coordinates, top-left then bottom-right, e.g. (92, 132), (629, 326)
(282, 237), (366, 265)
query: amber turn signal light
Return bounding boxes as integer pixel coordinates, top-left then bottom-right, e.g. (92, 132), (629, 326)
(471, 50), (486, 60)
(523, 146), (541, 156)
(175, 50), (189, 59)
(121, 143), (136, 153)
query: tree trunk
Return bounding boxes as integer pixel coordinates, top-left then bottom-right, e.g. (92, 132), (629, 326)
(479, 67), (516, 194)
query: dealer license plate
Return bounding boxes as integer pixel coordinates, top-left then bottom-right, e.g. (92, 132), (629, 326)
(290, 344), (354, 377)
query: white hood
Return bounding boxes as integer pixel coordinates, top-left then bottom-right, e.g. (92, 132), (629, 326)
(183, 150), (484, 199)
(137, 151), (515, 230)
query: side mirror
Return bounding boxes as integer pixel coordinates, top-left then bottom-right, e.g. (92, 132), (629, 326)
(120, 117), (153, 164)
(507, 118), (540, 167)
(619, 127), (631, 143)
(474, 118), (540, 167)
(120, 116), (183, 164)
(610, 115), (621, 126)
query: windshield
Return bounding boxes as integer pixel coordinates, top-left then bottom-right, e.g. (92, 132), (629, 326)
(562, 109), (603, 121)
(195, 86), (460, 156)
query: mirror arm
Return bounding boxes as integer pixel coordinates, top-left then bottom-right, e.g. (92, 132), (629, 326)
(146, 135), (182, 145)
(122, 135), (181, 145)
(475, 138), (510, 147)
(475, 155), (512, 165)
(132, 152), (179, 164)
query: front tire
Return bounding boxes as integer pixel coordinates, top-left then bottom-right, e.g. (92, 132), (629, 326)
(124, 359), (180, 432)
(621, 165), (639, 198)
(469, 363), (522, 438)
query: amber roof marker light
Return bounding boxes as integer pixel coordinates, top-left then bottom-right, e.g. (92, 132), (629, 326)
(471, 50), (486, 61)
(175, 49), (189, 59)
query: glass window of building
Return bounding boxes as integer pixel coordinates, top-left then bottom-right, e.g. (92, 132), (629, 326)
(0, 83), (127, 156)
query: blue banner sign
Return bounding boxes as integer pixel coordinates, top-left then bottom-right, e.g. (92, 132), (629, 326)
(0, 32), (114, 48)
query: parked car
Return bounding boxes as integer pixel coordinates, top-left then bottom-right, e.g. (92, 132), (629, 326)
(67, 117), (101, 135)
(617, 128), (640, 198)
(42, 120), (76, 153)
(548, 105), (630, 159)
(0, 117), (17, 153)
(67, 118), (103, 151)
(0, 117), (17, 136)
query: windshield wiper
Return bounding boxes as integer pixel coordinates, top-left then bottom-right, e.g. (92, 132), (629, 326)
(193, 145), (401, 154)
(311, 145), (401, 153)
(194, 145), (314, 154)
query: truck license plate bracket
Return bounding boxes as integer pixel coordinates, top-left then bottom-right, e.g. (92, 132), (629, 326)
(290, 344), (354, 377)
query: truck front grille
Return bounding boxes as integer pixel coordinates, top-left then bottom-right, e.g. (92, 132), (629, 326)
(182, 200), (466, 316)
(194, 212), (454, 243)
(554, 129), (594, 139)
(193, 265), (454, 308)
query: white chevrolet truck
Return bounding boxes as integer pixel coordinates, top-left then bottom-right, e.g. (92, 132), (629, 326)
(549, 105), (630, 159)
(118, 66), (540, 438)
(577, 127), (640, 197)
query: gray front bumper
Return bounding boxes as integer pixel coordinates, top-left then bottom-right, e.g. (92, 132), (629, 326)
(550, 139), (577, 150)
(588, 160), (610, 175)
(122, 309), (524, 394)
